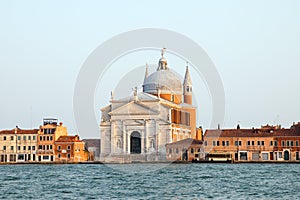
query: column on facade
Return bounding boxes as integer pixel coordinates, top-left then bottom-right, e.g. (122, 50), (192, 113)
(141, 128), (144, 154)
(144, 120), (149, 153)
(110, 121), (115, 154)
(127, 130), (131, 153)
(155, 121), (159, 153)
(122, 120), (127, 154)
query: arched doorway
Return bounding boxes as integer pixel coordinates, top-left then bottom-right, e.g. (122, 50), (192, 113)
(130, 131), (141, 154)
(284, 150), (290, 161)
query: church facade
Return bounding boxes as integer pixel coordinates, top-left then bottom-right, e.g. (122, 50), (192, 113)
(100, 49), (202, 162)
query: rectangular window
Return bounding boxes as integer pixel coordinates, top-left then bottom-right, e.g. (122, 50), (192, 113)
(58, 146), (61, 150)
(291, 141), (294, 147)
(28, 136), (31, 140)
(278, 152), (283, 158)
(222, 141), (225, 146)
(261, 141), (264, 146)
(282, 141), (285, 147)
(247, 141), (251, 146)
(32, 146), (35, 150)
(10, 146), (14, 151)
(23, 136), (26, 140)
(252, 141), (255, 146)
(3, 146), (6, 150)
(18, 154), (24, 160)
(217, 141), (220, 146)
(296, 141), (299, 147)
(287, 141), (290, 146)
(23, 146), (26, 151)
(50, 145), (52, 150)
(67, 154), (71, 159)
(262, 153), (269, 161)
(40, 136), (42, 141)
(270, 141), (273, 146)
(226, 141), (229, 146)
(296, 152), (299, 160)
(213, 141), (216, 146)
(18, 136), (21, 140)
(33, 136), (36, 140)
(28, 146), (31, 150)
(204, 141), (208, 146)
(257, 141), (261, 146)
(274, 141), (278, 146)
(10, 136), (14, 140)
(3, 136), (6, 141)
(43, 156), (49, 160)
(235, 141), (238, 146)
(38, 145), (42, 150)
(18, 146), (21, 151)
(239, 141), (242, 146)
(50, 136), (53, 141)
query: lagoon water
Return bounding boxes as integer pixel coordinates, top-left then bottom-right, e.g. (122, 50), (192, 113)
(0, 163), (299, 199)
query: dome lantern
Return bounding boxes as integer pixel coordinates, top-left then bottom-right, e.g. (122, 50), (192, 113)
(157, 48), (168, 71)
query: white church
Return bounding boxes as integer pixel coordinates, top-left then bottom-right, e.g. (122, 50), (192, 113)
(100, 49), (202, 162)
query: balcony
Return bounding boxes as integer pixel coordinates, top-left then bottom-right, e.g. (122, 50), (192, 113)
(37, 150), (54, 154)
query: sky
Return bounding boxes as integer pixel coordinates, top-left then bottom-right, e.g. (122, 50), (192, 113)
(1, 1), (300, 138)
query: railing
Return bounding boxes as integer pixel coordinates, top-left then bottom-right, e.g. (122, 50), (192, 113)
(37, 150), (54, 154)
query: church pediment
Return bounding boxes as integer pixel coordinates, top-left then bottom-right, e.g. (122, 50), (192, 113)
(109, 101), (159, 116)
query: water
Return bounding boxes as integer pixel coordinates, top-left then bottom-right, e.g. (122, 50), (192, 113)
(0, 163), (299, 199)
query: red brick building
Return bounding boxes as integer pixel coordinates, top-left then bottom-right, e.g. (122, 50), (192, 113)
(54, 135), (89, 162)
(204, 123), (300, 162)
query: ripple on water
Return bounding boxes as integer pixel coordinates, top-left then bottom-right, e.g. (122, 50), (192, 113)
(0, 164), (299, 199)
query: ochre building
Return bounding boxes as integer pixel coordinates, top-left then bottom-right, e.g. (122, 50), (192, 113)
(54, 135), (89, 162)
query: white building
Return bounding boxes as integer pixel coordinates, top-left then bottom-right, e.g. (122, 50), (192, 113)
(100, 49), (202, 162)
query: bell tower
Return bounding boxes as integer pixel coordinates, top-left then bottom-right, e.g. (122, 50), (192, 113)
(183, 63), (192, 105)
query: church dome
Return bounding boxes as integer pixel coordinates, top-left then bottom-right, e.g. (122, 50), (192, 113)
(143, 48), (183, 96)
(143, 69), (183, 95)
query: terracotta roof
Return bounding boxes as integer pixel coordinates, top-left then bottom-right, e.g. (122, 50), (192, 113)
(55, 135), (82, 143)
(0, 128), (39, 135)
(204, 128), (300, 138)
(166, 138), (203, 147)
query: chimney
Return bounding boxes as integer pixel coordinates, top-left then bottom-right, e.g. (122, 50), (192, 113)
(59, 122), (63, 126)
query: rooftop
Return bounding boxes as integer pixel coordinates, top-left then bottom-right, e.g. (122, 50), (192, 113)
(0, 128), (39, 135)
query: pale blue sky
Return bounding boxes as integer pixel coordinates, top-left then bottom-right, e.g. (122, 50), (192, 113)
(1, 1), (300, 138)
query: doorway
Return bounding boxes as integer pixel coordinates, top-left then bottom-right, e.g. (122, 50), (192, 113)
(130, 131), (141, 154)
(284, 150), (289, 161)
